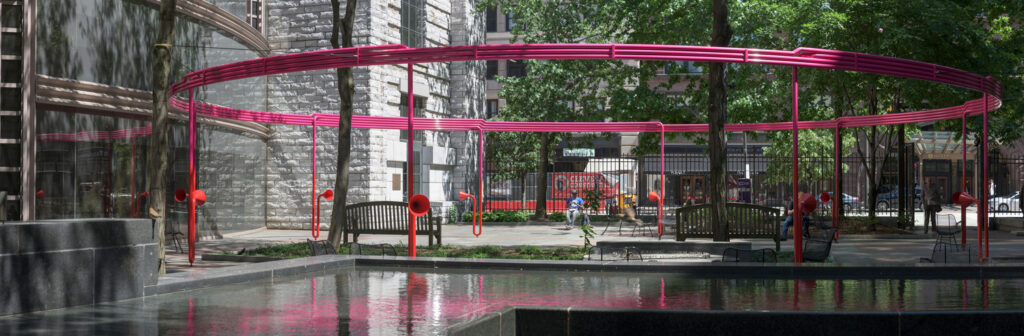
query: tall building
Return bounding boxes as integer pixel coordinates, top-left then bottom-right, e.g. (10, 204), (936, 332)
(12, 0), (485, 234)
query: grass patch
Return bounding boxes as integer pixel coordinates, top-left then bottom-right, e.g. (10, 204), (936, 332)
(225, 242), (588, 260)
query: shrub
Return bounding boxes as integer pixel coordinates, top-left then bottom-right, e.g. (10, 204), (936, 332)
(463, 210), (529, 222)
(548, 212), (567, 222)
(516, 245), (542, 254)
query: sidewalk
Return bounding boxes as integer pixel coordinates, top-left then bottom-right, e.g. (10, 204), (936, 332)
(165, 221), (1024, 273)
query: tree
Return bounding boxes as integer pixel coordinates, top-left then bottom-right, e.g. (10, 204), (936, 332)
(707, 0), (732, 241)
(149, 0), (177, 274)
(485, 132), (540, 209)
(327, 0), (358, 249)
(493, 61), (584, 219)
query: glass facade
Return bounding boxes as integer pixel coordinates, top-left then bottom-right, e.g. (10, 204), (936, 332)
(35, 108), (267, 234)
(32, 0), (268, 232)
(37, 0), (265, 111)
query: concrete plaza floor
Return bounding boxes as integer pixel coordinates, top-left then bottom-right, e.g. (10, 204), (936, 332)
(164, 207), (1024, 273)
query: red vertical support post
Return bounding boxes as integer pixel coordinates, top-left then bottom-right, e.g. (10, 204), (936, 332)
(130, 138), (136, 217)
(478, 128), (484, 235)
(792, 67), (802, 262)
(833, 125), (840, 240)
(311, 115), (319, 238)
(659, 123), (665, 237)
(187, 88), (197, 265)
(961, 112), (967, 246)
(983, 93), (989, 259)
(407, 64), (416, 257)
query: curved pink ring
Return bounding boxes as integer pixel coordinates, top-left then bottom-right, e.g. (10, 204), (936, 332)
(169, 43), (1002, 130)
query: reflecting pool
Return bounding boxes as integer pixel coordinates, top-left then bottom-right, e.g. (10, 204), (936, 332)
(1, 266), (1020, 335)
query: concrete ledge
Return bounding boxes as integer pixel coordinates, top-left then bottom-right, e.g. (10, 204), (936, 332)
(449, 307), (1024, 336)
(201, 253), (287, 263)
(146, 255), (355, 296)
(0, 219), (157, 316)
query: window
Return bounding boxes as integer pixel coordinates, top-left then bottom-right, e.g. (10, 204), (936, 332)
(246, 0), (263, 31)
(506, 60), (526, 77)
(401, 0), (425, 48)
(399, 95), (427, 141)
(486, 8), (497, 32)
(665, 61), (702, 74)
(486, 99), (498, 119)
(485, 60), (498, 80)
(505, 12), (520, 31)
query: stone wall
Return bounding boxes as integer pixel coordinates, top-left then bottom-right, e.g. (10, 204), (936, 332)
(263, 0), (478, 230)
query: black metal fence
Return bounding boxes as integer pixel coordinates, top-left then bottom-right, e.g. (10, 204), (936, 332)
(475, 153), (1024, 218)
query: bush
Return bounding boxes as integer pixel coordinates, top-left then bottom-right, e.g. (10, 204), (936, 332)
(461, 210), (529, 222)
(516, 245), (542, 254)
(548, 212), (567, 222)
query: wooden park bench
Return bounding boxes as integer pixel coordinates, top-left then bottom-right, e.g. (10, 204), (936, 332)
(675, 203), (781, 251)
(343, 201), (442, 246)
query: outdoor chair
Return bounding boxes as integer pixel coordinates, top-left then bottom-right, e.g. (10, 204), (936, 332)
(307, 239), (337, 256)
(165, 211), (185, 253)
(721, 247), (777, 263)
(936, 214), (961, 246)
(620, 207), (653, 237)
(803, 227), (838, 262)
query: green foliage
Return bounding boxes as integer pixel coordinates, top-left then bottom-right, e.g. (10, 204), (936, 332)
(516, 245), (543, 254)
(547, 212), (567, 222)
(461, 210), (530, 222)
(581, 188), (605, 213)
(447, 206), (459, 224)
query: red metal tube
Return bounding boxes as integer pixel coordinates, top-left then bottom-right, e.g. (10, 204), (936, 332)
(793, 66), (802, 263)
(407, 64), (416, 257)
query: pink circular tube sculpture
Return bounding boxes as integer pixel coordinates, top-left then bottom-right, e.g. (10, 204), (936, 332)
(170, 43), (1002, 261)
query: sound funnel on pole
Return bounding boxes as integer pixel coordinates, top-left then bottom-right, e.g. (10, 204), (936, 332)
(409, 194), (430, 216)
(459, 191), (482, 236)
(800, 193), (818, 214)
(953, 192), (977, 207)
(820, 192), (831, 205)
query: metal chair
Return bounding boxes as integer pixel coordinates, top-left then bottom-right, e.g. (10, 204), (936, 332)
(936, 214), (961, 246)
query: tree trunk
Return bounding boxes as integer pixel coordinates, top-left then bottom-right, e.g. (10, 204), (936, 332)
(534, 132), (550, 219)
(708, 0), (732, 241)
(149, 0), (177, 274)
(520, 172), (527, 210)
(327, 0), (358, 249)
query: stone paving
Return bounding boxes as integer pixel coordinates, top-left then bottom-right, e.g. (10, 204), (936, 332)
(164, 211), (1024, 273)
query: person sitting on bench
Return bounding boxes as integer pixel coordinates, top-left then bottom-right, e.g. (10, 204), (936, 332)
(780, 191), (810, 241)
(565, 190), (584, 228)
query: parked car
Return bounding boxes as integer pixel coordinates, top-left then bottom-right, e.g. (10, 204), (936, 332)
(875, 186), (921, 211)
(821, 192), (861, 212)
(992, 191), (1019, 211)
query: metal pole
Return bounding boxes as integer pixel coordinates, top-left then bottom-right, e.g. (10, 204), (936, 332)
(962, 111), (967, 246)
(187, 88), (197, 265)
(983, 92), (989, 259)
(659, 123), (665, 238)
(834, 125), (840, 240)
(477, 128), (484, 236)
(312, 115), (318, 239)
(792, 67), (802, 262)
(407, 64), (416, 257)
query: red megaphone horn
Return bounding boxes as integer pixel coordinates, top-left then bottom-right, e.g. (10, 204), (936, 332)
(820, 192), (831, 205)
(459, 191), (473, 200)
(800, 193), (818, 214)
(409, 194), (430, 216)
(953, 192), (977, 207)
(175, 188), (206, 206)
(36, 189), (44, 198)
(319, 189), (334, 201)
(648, 191), (661, 203)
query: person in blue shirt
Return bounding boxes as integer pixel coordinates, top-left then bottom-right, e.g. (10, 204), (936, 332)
(565, 190), (584, 228)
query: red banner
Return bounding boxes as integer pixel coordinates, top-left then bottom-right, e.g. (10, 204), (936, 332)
(551, 173), (620, 200)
